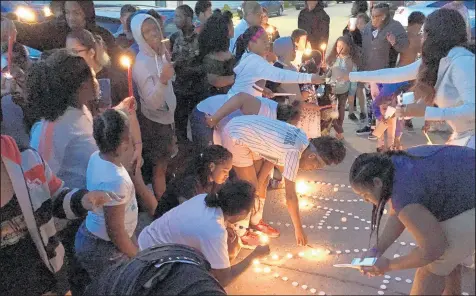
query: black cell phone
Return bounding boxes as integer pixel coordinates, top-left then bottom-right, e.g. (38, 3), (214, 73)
(97, 78), (112, 109)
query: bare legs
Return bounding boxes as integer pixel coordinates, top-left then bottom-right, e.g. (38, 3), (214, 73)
(410, 265), (462, 296)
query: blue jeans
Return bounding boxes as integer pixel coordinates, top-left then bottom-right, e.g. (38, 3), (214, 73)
(74, 223), (129, 281)
(190, 107), (213, 150)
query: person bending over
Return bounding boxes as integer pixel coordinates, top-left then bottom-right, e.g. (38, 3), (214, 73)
(221, 115), (346, 248)
(350, 145), (475, 295)
(139, 180), (270, 287)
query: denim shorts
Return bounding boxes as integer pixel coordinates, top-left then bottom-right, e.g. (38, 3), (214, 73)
(190, 107), (213, 150)
(74, 223), (129, 280)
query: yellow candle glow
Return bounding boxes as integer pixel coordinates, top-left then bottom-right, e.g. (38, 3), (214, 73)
(304, 48), (313, 56)
(296, 181), (309, 195)
(253, 259), (260, 266)
(299, 199), (309, 208)
(271, 253), (279, 260)
(298, 252), (305, 257)
(286, 253), (293, 259)
(254, 267), (262, 273)
(120, 56), (131, 68)
(43, 6), (52, 17)
(263, 267), (271, 273)
(259, 234), (269, 245)
(266, 27), (275, 34)
(320, 43), (327, 51)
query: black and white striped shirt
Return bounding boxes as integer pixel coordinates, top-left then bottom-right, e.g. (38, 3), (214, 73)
(223, 115), (309, 182)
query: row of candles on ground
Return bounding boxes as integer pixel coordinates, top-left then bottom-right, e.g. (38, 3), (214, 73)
(253, 247), (332, 273)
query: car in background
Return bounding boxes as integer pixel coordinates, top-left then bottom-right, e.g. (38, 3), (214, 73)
(237, 1), (284, 19)
(393, 0), (475, 33)
(336, 1), (352, 3)
(94, 4), (199, 38)
(294, 1), (328, 10)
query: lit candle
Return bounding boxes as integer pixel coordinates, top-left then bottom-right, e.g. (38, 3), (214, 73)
(263, 267), (271, 273)
(259, 234), (269, 245)
(304, 48), (313, 56)
(253, 259), (260, 266)
(120, 56), (133, 98)
(286, 253), (293, 259)
(298, 252), (305, 257)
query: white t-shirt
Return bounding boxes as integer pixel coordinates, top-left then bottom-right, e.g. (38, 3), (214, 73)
(223, 115), (309, 182)
(85, 151), (138, 241)
(197, 95), (279, 146)
(138, 194), (230, 270)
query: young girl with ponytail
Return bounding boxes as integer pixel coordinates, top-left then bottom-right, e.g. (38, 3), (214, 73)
(154, 145), (233, 218)
(229, 25), (325, 98)
(349, 145), (475, 295)
(75, 109), (139, 283)
(139, 180), (270, 287)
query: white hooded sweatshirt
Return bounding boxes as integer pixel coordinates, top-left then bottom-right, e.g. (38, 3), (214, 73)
(131, 14), (176, 125)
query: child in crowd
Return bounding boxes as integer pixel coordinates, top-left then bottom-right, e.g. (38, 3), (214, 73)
(154, 145), (233, 218)
(327, 34), (360, 140)
(372, 81), (411, 152)
(140, 180), (269, 287)
(199, 93), (301, 147)
(230, 26), (323, 98)
(75, 109), (139, 284)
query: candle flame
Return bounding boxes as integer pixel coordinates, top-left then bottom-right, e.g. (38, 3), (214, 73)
(298, 252), (305, 257)
(286, 253), (293, 259)
(253, 259), (260, 266)
(259, 234), (269, 245)
(271, 253), (279, 260)
(296, 181), (309, 195)
(304, 48), (313, 56)
(266, 27), (274, 34)
(263, 267), (271, 273)
(161, 38), (170, 43)
(254, 267), (262, 273)
(43, 6), (53, 17)
(320, 43), (327, 51)
(120, 56), (131, 68)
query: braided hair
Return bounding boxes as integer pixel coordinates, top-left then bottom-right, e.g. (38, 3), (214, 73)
(349, 150), (421, 244)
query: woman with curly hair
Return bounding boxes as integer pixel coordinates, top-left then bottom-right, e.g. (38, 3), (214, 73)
(198, 9), (236, 96)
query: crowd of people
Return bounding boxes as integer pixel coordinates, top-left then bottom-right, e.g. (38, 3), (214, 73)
(0, 0), (474, 295)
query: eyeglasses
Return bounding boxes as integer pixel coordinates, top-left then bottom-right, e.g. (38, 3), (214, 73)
(71, 48), (88, 54)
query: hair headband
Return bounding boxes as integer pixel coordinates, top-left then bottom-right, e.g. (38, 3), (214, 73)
(250, 28), (265, 42)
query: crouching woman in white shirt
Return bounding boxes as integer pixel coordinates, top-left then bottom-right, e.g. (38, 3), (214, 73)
(138, 180), (270, 287)
(75, 109), (139, 283)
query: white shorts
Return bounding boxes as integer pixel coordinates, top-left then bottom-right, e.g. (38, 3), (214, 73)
(427, 208), (475, 276)
(221, 130), (262, 168)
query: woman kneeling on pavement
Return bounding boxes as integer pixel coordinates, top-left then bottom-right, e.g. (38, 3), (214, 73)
(139, 180), (270, 287)
(350, 145), (475, 295)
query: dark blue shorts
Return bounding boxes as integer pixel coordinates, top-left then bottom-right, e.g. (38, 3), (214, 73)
(190, 107), (213, 150)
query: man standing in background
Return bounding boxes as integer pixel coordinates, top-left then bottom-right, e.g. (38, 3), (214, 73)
(194, 1), (212, 33)
(298, 0), (330, 51)
(229, 1), (263, 54)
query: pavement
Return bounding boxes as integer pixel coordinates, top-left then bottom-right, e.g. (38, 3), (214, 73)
(226, 3), (475, 295)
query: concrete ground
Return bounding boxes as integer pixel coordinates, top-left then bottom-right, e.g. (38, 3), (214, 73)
(227, 4), (475, 295)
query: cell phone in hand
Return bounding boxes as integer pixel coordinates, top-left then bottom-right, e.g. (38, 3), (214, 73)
(97, 78), (112, 109)
(351, 257), (378, 266)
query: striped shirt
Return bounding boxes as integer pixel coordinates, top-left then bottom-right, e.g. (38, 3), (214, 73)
(223, 116), (309, 181)
(1, 135), (88, 274)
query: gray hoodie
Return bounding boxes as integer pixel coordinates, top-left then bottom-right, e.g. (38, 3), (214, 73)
(361, 19), (409, 71)
(131, 14), (176, 125)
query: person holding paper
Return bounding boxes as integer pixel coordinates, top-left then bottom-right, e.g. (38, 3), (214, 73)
(350, 145), (475, 295)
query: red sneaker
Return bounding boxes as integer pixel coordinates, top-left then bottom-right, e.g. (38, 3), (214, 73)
(251, 220), (280, 238)
(240, 231), (261, 249)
